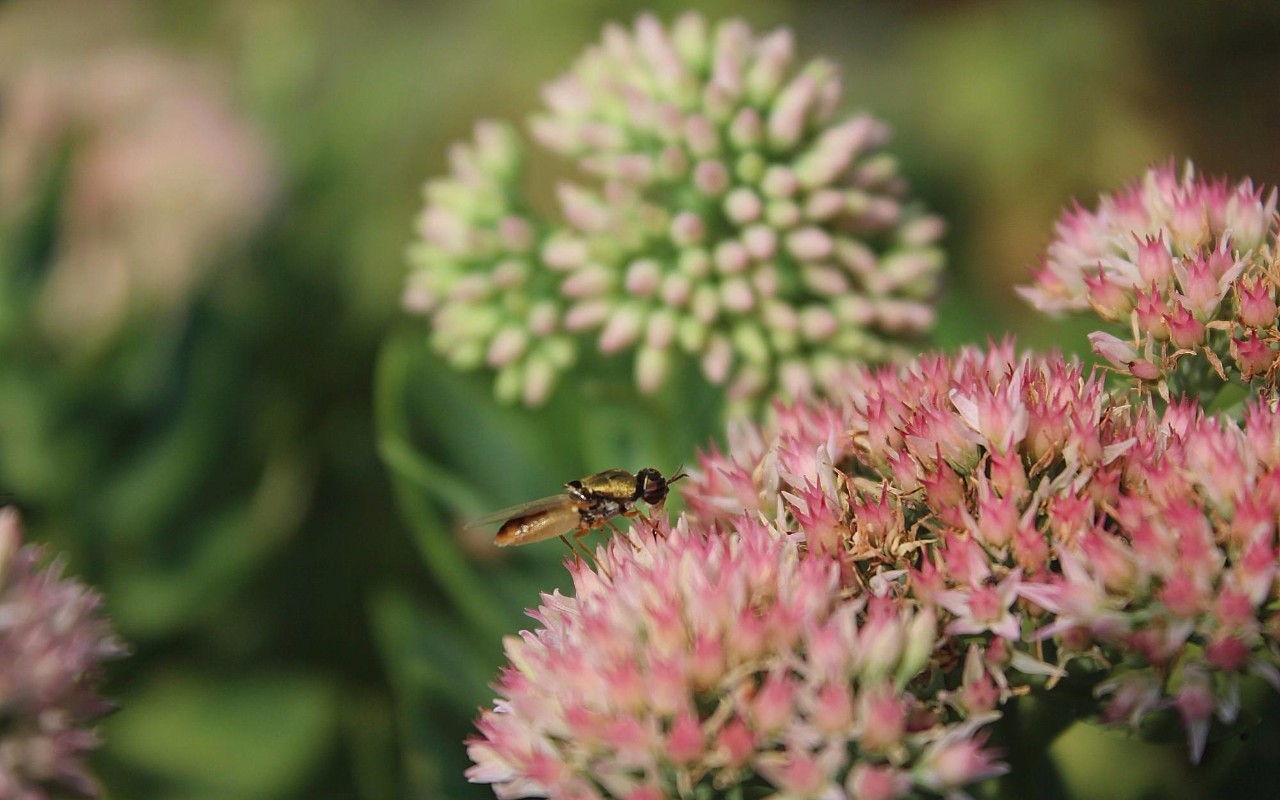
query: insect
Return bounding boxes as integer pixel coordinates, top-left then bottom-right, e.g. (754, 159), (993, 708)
(474, 467), (686, 550)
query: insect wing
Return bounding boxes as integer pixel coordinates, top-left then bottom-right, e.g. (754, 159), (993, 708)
(495, 503), (583, 547)
(465, 493), (577, 529)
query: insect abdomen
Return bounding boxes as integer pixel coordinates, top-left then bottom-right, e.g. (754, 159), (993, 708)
(494, 505), (582, 547)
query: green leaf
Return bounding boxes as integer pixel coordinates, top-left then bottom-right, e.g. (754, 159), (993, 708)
(108, 450), (310, 639)
(1205, 380), (1249, 416)
(370, 587), (501, 800)
(340, 688), (401, 800)
(106, 669), (337, 800)
(369, 587), (498, 719)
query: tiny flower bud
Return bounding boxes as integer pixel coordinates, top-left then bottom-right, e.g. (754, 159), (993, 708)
(1233, 331), (1275, 379)
(1083, 267), (1133, 321)
(1163, 301), (1206, 349)
(1237, 276), (1277, 329)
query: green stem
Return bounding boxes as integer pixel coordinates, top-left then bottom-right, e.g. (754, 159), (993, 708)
(374, 330), (509, 642)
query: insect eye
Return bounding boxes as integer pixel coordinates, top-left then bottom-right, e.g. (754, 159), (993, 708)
(640, 477), (667, 505)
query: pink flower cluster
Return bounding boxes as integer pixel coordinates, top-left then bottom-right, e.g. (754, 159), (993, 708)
(0, 49), (277, 349)
(1019, 162), (1280, 392)
(468, 518), (1004, 800)
(0, 508), (127, 799)
(469, 341), (1280, 796)
(690, 342), (1280, 762)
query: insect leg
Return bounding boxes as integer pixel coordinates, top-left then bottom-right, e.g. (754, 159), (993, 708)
(631, 504), (668, 539)
(558, 534), (583, 566)
(570, 522), (609, 576)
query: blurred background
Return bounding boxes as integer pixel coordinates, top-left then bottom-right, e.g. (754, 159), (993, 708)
(1, 0), (1279, 798)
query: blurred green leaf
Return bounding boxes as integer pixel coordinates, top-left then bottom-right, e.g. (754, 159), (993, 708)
(370, 587), (498, 800)
(107, 669), (337, 800)
(340, 688), (400, 800)
(370, 587), (496, 720)
(107, 449), (309, 638)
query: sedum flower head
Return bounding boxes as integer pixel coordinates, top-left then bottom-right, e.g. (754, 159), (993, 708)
(0, 507), (127, 799)
(405, 122), (576, 405)
(0, 49), (277, 349)
(468, 518), (1003, 799)
(688, 342), (1280, 763)
(407, 14), (944, 410)
(1019, 162), (1280, 394)
(533, 13), (944, 406)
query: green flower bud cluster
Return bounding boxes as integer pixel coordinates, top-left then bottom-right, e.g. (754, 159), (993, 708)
(406, 13), (943, 410)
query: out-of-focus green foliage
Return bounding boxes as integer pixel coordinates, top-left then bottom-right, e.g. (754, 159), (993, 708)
(0, 1), (1278, 798)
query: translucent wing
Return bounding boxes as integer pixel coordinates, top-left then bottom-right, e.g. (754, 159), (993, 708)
(494, 504), (583, 547)
(464, 493), (576, 530)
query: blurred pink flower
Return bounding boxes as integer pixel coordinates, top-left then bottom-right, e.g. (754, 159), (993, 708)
(0, 507), (127, 799)
(0, 48), (277, 348)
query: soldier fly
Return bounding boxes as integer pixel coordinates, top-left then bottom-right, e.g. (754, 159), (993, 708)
(472, 467), (686, 548)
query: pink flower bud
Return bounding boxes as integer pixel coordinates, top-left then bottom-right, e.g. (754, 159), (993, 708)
(741, 224), (777, 259)
(810, 681), (854, 732)
(750, 672), (795, 733)
(1163, 301), (1206, 349)
(562, 265), (614, 298)
(1233, 331), (1276, 379)
(723, 187), (762, 223)
(1237, 275), (1277, 329)
(720, 278), (756, 312)
(745, 28), (794, 98)
(714, 717), (754, 767)
(522, 357), (556, 405)
(728, 107), (763, 149)
(714, 240), (751, 274)
(693, 160), (731, 196)
(786, 226), (834, 261)
(918, 734), (1008, 792)
(858, 689), (907, 752)
(684, 114), (719, 157)
(1176, 254), (1225, 318)
(768, 73), (817, 149)
(1205, 635), (1249, 672)
(657, 144), (689, 179)
(598, 306), (645, 352)
(660, 273), (692, 306)
(846, 764), (911, 800)
(486, 327), (529, 367)
(1089, 332), (1161, 381)
(1132, 233), (1173, 287)
(635, 346), (669, 393)
(1173, 670), (1216, 763)
(762, 753), (827, 796)
(664, 713), (704, 764)
(1082, 267), (1133, 321)
(1133, 284), (1169, 339)
(761, 165), (798, 198)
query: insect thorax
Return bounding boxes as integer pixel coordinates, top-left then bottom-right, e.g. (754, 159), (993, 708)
(578, 496), (629, 526)
(564, 469), (648, 529)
